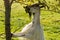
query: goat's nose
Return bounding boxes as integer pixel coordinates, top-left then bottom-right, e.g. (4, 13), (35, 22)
(33, 13), (35, 15)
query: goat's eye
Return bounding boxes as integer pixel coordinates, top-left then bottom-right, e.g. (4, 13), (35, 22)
(33, 13), (35, 15)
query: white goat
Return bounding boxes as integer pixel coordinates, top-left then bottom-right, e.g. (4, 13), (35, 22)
(12, 4), (44, 40)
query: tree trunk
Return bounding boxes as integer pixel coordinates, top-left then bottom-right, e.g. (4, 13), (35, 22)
(4, 0), (11, 40)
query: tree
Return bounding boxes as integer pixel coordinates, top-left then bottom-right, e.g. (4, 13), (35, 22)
(3, 0), (14, 40)
(14, 0), (60, 13)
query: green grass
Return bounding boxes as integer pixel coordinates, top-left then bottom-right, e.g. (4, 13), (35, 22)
(0, 0), (60, 40)
(41, 11), (60, 40)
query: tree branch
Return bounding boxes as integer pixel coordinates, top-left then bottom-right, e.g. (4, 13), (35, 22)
(10, 0), (16, 6)
(14, 0), (28, 5)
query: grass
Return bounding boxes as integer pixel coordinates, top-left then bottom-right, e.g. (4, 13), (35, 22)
(41, 11), (60, 40)
(0, 0), (60, 40)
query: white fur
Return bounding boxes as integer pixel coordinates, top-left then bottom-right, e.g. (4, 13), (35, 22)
(13, 6), (44, 40)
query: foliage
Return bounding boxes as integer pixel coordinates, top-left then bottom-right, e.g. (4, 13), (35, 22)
(12, 0), (60, 14)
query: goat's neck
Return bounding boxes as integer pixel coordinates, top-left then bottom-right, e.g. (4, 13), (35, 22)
(32, 10), (40, 25)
